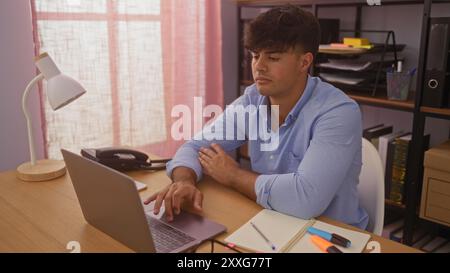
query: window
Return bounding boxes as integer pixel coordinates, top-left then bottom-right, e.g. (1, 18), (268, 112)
(32, 0), (223, 159)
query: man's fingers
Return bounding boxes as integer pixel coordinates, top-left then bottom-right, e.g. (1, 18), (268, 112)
(193, 190), (203, 211)
(199, 157), (211, 175)
(200, 147), (216, 158)
(211, 143), (225, 155)
(144, 193), (157, 205)
(172, 189), (184, 215)
(164, 186), (177, 221)
(153, 187), (169, 215)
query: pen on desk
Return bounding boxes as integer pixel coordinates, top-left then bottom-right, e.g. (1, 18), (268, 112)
(307, 227), (351, 248)
(250, 222), (276, 251)
(310, 235), (343, 253)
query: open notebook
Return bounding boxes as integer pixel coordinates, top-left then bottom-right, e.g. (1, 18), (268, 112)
(225, 209), (371, 253)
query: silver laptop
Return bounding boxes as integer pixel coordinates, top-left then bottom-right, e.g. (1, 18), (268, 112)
(61, 149), (226, 253)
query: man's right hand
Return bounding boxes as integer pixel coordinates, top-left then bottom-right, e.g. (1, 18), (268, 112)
(143, 167), (203, 222)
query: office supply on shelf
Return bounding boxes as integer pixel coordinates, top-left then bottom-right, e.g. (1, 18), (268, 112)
(250, 222), (276, 251)
(319, 45), (368, 54)
(16, 53), (86, 182)
(397, 61), (403, 73)
(344, 37), (370, 47)
(224, 209), (370, 253)
(386, 69), (413, 101)
(310, 235), (343, 253)
(307, 227), (351, 248)
(319, 72), (366, 85)
(318, 55), (402, 72)
(422, 17), (450, 108)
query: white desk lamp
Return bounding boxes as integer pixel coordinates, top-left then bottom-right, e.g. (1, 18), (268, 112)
(17, 52), (86, 182)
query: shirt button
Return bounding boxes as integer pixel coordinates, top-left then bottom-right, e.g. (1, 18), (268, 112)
(269, 155), (274, 160)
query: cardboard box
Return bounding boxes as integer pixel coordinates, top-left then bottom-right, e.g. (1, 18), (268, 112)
(420, 140), (450, 227)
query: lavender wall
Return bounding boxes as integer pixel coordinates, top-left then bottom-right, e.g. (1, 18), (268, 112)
(0, 0), (44, 171)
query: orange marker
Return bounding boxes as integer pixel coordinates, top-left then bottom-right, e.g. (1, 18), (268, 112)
(310, 235), (343, 253)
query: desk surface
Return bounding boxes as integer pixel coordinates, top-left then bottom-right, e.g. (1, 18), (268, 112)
(0, 168), (421, 253)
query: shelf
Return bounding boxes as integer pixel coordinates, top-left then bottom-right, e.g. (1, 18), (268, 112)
(239, 80), (415, 112)
(345, 90), (415, 111)
(386, 199), (406, 211)
(421, 106), (450, 120)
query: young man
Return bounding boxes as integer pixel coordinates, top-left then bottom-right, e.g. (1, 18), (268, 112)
(145, 5), (369, 229)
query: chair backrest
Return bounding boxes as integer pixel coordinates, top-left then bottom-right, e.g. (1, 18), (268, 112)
(358, 138), (385, 236)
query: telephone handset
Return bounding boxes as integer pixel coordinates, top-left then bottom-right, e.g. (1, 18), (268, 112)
(80, 147), (170, 172)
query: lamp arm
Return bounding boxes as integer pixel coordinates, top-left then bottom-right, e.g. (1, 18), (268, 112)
(22, 73), (45, 166)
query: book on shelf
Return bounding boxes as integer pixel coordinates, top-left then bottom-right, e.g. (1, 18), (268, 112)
(224, 209), (371, 253)
(386, 133), (430, 204)
(381, 218), (403, 239)
(389, 134), (412, 204)
(363, 124), (393, 149)
(379, 131), (409, 198)
(378, 131), (406, 173)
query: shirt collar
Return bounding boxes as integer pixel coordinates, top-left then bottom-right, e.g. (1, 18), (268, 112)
(258, 75), (315, 126)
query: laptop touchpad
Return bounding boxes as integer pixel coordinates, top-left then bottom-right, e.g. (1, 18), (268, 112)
(143, 201), (226, 241)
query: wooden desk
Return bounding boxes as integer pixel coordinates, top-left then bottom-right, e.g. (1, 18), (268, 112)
(0, 169), (420, 253)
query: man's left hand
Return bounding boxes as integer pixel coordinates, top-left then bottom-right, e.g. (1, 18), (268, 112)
(198, 143), (239, 187)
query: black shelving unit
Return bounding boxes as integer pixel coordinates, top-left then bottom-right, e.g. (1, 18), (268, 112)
(236, 0), (450, 246)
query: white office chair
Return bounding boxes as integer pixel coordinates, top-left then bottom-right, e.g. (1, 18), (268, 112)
(358, 138), (385, 236)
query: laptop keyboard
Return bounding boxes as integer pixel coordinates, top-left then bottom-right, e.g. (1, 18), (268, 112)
(146, 216), (196, 253)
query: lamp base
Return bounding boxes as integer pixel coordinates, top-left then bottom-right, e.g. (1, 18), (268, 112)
(16, 160), (66, 182)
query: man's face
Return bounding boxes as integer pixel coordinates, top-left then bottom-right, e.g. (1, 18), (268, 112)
(251, 48), (310, 98)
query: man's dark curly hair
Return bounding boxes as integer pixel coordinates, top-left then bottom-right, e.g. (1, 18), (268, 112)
(244, 5), (321, 56)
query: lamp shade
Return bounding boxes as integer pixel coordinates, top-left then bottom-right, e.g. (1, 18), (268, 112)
(35, 52), (87, 111)
(47, 74), (86, 110)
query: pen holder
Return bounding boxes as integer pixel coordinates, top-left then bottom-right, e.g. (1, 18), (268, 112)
(386, 71), (413, 101)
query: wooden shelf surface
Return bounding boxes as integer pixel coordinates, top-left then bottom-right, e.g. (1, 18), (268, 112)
(346, 91), (415, 111)
(421, 106), (450, 119)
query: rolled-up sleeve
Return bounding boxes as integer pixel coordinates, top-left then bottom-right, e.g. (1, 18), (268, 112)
(166, 95), (250, 182)
(255, 103), (362, 219)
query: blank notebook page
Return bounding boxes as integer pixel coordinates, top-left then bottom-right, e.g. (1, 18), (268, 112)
(225, 209), (310, 253)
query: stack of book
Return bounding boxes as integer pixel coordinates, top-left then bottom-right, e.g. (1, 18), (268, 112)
(363, 124), (430, 205)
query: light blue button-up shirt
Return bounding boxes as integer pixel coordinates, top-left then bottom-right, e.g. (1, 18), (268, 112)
(167, 76), (369, 229)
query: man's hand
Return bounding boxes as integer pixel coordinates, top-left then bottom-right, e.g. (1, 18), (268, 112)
(143, 167), (202, 222)
(198, 143), (239, 187)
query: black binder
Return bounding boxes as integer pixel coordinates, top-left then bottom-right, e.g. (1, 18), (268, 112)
(422, 17), (450, 108)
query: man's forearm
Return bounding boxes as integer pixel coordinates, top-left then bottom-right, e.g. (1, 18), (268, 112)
(229, 168), (259, 201)
(171, 166), (197, 185)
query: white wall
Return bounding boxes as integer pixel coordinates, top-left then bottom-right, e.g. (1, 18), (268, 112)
(0, 0), (44, 171)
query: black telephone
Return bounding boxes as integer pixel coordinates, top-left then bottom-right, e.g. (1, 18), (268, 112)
(81, 147), (171, 172)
